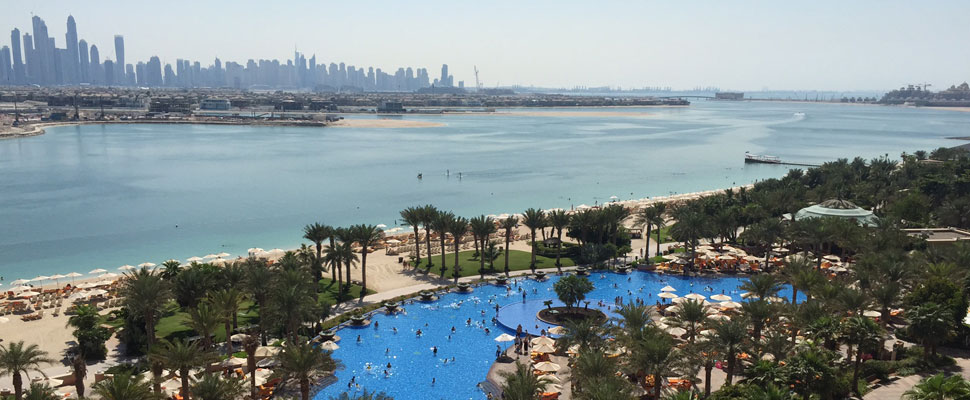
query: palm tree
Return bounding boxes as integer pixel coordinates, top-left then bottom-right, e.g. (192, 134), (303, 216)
(794, 218), (833, 269)
(671, 299), (709, 344)
(303, 222), (332, 288)
(328, 239), (358, 296)
(185, 302), (220, 350)
(712, 317), (748, 385)
(651, 203), (668, 257)
(267, 270), (319, 342)
(350, 224), (384, 300)
(210, 288), (244, 354)
(686, 340), (719, 397)
(501, 216), (519, 276)
(626, 327), (683, 400)
(669, 206), (707, 272)
(556, 319), (606, 352)
(420, 205), (438, 269)
(91, 373), (155, 400)
(521, 208), (545, 271)
(149, 339), (217, 400)
(160, 259), (183, 280)
(242, 334), (260, 400)
(66, 304), (108, 360)
(573, 352), (634, 398)
(70, 353), (86, 399)
(907, 303), (954, 357)
(400, 206), (424, 265)
(740, 274), (784, 300)
(190, 373), (246, 400)
(634, 206), (660, 258)
(613, 303), (653, 339)
(548, 210), (571, 270)
(121, 268), (172, 347)
(783, 257), (818, 304)
(903, 374), (970, 400)
(842, 316), (882, 397)
(499, 361), (551, 400)
(0, 341), (55, 400)
(243, 259), (273, 345)
(449, 216), (470, 282)
(22, 382), (57, 400)
(483, 241), (503, 271)
(276, 342), (340, 400)
(470, 215), (497, 278)
(431, 211), (454, 277)
(741, 300), (777, 341)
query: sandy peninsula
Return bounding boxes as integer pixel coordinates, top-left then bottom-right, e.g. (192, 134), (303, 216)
(329, 118), (445, 128)
(926, 106), (970, 113)
(495, 110), (654, 118)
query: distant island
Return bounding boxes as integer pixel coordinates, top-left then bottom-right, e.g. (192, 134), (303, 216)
(880, 82), (970, 107)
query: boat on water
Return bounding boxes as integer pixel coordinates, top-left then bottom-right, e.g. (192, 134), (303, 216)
(793, 112), (806, 117)
(745, 151), (782, 164)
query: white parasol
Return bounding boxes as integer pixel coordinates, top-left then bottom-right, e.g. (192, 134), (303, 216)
(533, 361), (561, 372)
(494, 333), (516, 342)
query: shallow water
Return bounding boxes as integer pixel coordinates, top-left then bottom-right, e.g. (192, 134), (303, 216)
(0, 101), (965, 280)
(316, 271), (803, 399)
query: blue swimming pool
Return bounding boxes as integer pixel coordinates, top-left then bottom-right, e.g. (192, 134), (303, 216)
(314, 271), (802, 400)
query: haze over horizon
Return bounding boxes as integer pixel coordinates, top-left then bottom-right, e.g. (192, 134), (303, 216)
(1, 0), (968, 91)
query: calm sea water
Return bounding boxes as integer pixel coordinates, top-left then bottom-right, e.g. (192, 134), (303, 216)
(0, 101), (965, 280)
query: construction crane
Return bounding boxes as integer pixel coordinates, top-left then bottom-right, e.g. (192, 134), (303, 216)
(473, 66), (482, 91)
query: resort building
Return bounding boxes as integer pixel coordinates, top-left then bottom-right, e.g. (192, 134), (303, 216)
(199, 98), (231, 110)
(791, 199), (879, 227)
(903, 227), (970, 246)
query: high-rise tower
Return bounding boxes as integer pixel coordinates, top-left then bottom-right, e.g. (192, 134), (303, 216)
(10, 29), (24, 84)
(65, 15), (79, 83)
(114, 35), (125, 84)
(31, 16), (53, 84)
(78, 39), (89, 82)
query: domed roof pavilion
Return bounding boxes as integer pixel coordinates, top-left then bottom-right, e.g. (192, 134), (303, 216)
(793, 199), (878, 227)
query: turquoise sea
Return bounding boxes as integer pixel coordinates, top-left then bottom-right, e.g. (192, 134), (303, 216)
(0, 101), (966, 281)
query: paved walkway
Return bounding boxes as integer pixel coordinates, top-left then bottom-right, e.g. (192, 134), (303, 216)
(864, 347), (970, 400)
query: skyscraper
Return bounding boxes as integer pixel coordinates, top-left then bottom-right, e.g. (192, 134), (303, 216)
(0, 46), (11, 83)
(440, 64), (450, 87)
(10, 28), (24, 84)
(78, 39), (89, 82)
(65, 15), (79, 83)
(89, 44), (100, 84)
(103, 59), (113, 85)
(22, 33), (33, 82)
(114, 35), (125, 84)
(31, 16), (52, 84)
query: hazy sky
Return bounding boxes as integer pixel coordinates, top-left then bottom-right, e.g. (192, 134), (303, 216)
(2, 0), (968, 91)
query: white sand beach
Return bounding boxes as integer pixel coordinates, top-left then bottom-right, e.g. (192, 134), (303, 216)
(329, 118), (445, 128)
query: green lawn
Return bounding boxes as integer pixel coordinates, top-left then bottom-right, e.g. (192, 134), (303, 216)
(645, 225), (674, 244)
(155, 278), (371, 340)
(412, 249), (575, 278)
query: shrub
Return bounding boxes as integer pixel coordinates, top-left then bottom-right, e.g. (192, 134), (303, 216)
(860, 360), (892, 381)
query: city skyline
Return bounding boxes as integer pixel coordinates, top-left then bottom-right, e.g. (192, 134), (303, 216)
(0, 1), (969, 91)
(0, 13), (461, 91)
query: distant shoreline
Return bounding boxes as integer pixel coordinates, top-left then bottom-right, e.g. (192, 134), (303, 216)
(0, 118), (327, 140)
